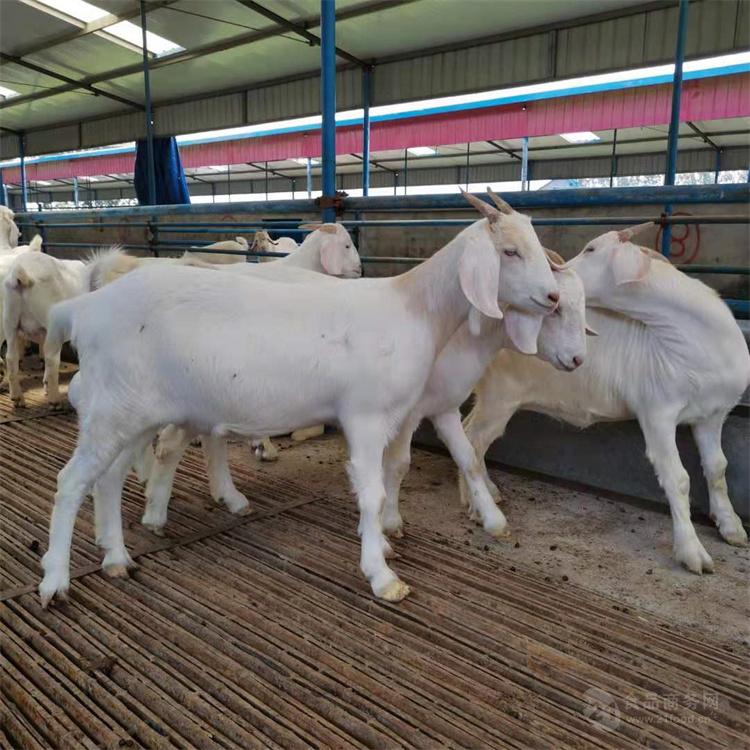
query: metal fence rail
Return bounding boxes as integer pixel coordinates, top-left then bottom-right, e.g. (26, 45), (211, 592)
(14, 184), (750, 317)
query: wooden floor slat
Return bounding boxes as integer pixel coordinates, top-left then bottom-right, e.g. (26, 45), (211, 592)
(1, 401), (748, 749)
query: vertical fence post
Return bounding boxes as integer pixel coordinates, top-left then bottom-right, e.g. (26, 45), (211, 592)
(714, 149), (722, 184)
(521, 136), (529, 191)
(661, 0), (689, 257)
(362, 65), (372, 197)
(306, 157), (313, 198)
(609, 129), (618, 187)
(18, 133), (28, 212)
(465, 143), (470, 190)
(147, 217), (159, 257)
(140, 0), (157, 206)
(403, 148), (408, 196)
(73, 176), (80, 207)
(320, 0), (337, 223)
(0, 168), (5, 207)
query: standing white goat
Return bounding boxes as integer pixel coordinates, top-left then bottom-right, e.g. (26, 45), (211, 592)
(381, 262), (590, 540)
(464, 224), (749, 574)
(2, 251), (88, 406)
(0, 235), (43, 385)
(0, 206), (21, 251)
(39, 191), (559, 606)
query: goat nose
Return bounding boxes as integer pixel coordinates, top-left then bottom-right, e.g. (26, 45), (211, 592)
(572, 355), (583, 368)
(547, 291), (560, 305)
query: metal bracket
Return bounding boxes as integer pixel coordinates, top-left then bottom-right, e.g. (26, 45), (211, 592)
(315, 191), (348, 216)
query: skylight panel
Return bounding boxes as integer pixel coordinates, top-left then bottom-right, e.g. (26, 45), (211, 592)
(34, 0), (108, 23)
(31, 0), (183, 57)
(0, 85), (20, 100)
(560, 132), (601, 144)
(407, 147), (437, 156)
(105, 21), (184, 57)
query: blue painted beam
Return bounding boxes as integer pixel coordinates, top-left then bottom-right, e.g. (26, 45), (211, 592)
(661, 0), (690, 256)
(320, 0), (337, 222)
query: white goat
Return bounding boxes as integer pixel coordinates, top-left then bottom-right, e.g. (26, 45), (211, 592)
(2, 251), (89, 406)
(464, 224), (749, 574)
(0, 235), (43, 384)
(0, 206), (21, 251)
(39, 191), (559, 606)
(251, 229), (299, 260)
(381, 262), (590, 540)
(188, 237), (249, 265)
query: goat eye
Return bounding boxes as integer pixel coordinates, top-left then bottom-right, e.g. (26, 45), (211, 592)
(584, 246), (595, 253)
(503, 250), (519, 258)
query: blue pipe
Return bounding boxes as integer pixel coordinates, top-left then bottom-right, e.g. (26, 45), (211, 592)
(726, 299), (749, 318)
(13, 184), (750, 223)
(362, 66), (372, 197)
(661, 0), (690, 256)
(320, 0), (337, 223)
(18, 134), (28, 213)
(140, 0), (157, 206)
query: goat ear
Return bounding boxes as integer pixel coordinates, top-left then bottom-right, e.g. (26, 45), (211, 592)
(458, 234), (503, 320)
(319, 223), (338, 235)
(585, 322), (599, 336)
(503, 309), (542, 355)
(459, 187), (500, 225)
(299, 223), (321, 231)
(617, 222), (653, 242)
(545, 248), (567, 271)
(320, 239), (344, 276)
(467, 308), (483, 337)
(612, 244), (651, 285)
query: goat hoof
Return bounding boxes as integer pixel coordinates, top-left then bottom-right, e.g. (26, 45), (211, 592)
(486, 523), (510, 539)
(718, 519), (748, 547)
(102, 563), (130, 579)
(11, 396), (26, 409)
(143, 523), (165, 537)
(38, 571), (70, 608)
(675, 540), (714, 574)
(376, 578), (410, 602)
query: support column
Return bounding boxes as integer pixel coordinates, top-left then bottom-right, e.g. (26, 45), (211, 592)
(609, 129), (618, 187)
(362, 66), (372, 196)
(521, 136), (529, 191)
(140, 0), (156, 206)
(661, 0), (689, 257)
(320, 0), (337, 222)
(18, 133), (28, 212)
(73, 176), (79, 207)
(306, 157), (313, 198)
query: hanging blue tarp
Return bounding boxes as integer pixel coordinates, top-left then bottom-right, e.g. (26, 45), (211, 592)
(134, 136), (190, 205)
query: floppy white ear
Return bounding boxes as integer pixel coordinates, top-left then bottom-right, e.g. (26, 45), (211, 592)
(320, 240), (344, 276)
(467, 307), (483, 336)
(503, 309), (542, 355)
(458, 234), (503, 320)
(612, 244), (651, 285)
(3, 215), (19, 247)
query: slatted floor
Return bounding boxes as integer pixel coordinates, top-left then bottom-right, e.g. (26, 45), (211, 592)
(1, 377), (749, 749)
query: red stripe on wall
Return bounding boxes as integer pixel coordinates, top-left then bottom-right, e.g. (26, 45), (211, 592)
(6, 73), (748, 183)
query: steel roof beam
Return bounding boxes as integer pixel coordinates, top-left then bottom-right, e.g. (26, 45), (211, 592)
(486, 140), (522, 161)
(246, 161), (292, 180)
(13, 0), (178, 58)
(0, 0), (413, 112)
(234, 0), (366, 67)
(0, 52), (144, 110)
(686, 121), (721, 152)
(350, 152), (397, 174)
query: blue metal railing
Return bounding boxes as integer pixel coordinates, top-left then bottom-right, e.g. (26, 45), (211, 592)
(14, 184), (749, 316)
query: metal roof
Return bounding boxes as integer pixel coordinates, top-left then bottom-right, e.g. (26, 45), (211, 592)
(2, 0), (748, 158)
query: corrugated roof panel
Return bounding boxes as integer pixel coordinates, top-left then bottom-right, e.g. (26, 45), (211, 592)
(81, 110), (143, 148)
(373, 32), (550, 105)
(556, 14), (646, 78)
(157, 92), (246, 137)
(735, 0), (750, 49)
(245, 67), (360, 126)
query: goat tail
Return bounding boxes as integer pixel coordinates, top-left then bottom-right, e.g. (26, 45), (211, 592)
(85, 245), (134, 290)
(27, 234), (43, 252)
